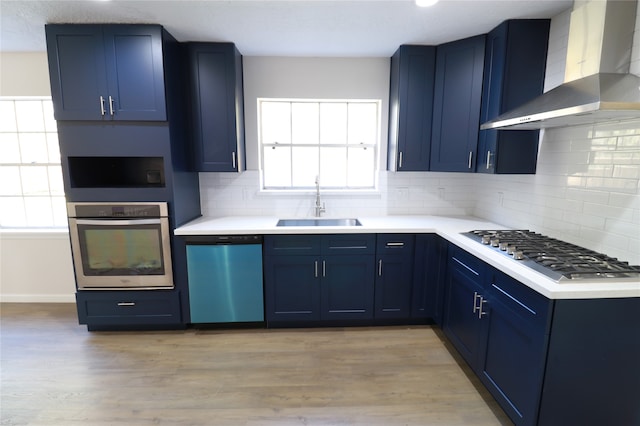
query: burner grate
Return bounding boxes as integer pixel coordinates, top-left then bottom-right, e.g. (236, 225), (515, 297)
(463, 230), (640, 282)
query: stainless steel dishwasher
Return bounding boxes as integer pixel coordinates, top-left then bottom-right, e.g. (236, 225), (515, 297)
(185, 235), (264, 324)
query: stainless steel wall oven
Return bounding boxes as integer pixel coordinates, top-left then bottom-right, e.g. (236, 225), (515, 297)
(67, 202), (173, 289)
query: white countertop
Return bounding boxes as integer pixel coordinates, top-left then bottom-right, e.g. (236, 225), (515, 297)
(175, 215), (640, 300)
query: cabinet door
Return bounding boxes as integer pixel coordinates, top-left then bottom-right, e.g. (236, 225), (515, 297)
(479, 270), (552, 426)
(103, 25), (167, 121)
(375, 234), (415, 319)
(46, 25), (109, 120)
(477, 20), (549, 174)
(430, 35), (485, 172)
(188, 43), (245, 172)
(388, 45), (436, 171)
(264, 255), (320, 322)
(443, 247), (487, 370)
(375, 254), (414, 319)
(321, 255), (375, 321)
(412, 234), (447, 322)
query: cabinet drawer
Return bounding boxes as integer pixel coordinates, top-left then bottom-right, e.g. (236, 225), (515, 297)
(76, 291), (181, 325)
(376, 234), (415, 254)
(488, 270), (552, 327)
(449, 245), (484, 278)
(321, 234), (375, 255)
(264, 235), (321, 256)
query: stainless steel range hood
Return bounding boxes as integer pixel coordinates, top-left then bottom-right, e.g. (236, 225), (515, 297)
(481, 0), (640, 130)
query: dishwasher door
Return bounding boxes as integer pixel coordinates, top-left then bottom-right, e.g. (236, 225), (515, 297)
(186, 236), (264, 323)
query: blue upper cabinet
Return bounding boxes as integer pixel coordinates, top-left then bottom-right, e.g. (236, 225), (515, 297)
(430, 35), (486, 172)
(388, 45), (436, 171)
(46, 24), (167, 121)
(187, 43), (246, 172)
(477, 20), (550, 174)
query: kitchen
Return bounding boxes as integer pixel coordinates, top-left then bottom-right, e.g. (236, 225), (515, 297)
(1, 0), (639, 425)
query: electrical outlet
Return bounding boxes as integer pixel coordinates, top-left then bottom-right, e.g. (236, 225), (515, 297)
(498, 191), (504, 206)
(397, 187), (409, 200)
(438, 187), (445, 200)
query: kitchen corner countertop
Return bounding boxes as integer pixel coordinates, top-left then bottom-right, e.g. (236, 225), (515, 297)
(175, 215), (640, 300)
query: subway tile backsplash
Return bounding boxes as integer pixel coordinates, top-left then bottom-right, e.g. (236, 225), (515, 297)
(475, 119), (640, 265)
(200, 118), (640, 265)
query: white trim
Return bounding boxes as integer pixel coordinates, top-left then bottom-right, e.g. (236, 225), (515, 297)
(0, 294), (76, 303)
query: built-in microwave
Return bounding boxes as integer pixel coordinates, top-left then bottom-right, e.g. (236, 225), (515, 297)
(67, 202), (173, 290)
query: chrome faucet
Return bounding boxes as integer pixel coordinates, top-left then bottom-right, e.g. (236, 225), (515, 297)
(314, 175), (326, 217)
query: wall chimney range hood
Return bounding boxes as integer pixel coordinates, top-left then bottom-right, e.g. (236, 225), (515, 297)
(481, 0), (640, 130)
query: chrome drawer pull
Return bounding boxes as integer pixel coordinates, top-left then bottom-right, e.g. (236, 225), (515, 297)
(117, 302), (136, 307)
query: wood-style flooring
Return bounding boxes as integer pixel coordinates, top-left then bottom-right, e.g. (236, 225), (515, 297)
(1, 303), (512, 426)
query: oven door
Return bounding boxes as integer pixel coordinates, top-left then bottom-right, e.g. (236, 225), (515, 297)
(68, 218), (174, 289)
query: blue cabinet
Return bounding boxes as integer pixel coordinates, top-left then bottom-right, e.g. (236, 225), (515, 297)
(430, 35), (486, 172)
(374, 234), (415, 319)
(477, 20), (550, 174)
(443, 245), (488, 368)
(388, 45), (436, 171)
(480, 269), (552, 426)
(264, 234), (375, 324)
(443, 245), (552, 425)
(46, 24), (167, 121)
(187, 43), (245, 172)
(75, 290), (182, 330)
(263, 255), (321, 322)
(442, 245), (640, 425)
(412, 234), (447, 322)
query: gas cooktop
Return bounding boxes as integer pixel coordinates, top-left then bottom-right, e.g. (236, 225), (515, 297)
(463, 230), (640, 282)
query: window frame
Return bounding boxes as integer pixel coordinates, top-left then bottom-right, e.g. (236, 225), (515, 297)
(0, 96), (66, 229)
(258, 98), (381, 192)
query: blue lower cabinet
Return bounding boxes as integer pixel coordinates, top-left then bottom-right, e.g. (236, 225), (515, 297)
(263, 255), (321, 322)
(374, 234), (415, 319)
(264, 234), (376, 324)
(76, 290), (182, 329)
(479, 270), (552, 426)
(186, 244), (264, 323)
(322, 255), (375, 320)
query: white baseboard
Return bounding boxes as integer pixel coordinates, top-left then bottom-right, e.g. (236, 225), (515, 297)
(0, 294), (76, 303)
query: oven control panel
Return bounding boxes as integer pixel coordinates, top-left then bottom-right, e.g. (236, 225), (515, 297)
(67, 202), (168, 218)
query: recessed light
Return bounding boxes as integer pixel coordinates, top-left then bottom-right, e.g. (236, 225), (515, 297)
(416, 0), (439, 7)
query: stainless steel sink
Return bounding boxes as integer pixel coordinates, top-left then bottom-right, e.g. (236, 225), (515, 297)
(277, 218), (362, 227)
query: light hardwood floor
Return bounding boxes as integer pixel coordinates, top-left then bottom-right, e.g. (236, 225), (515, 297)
(1, 303), (512, 426)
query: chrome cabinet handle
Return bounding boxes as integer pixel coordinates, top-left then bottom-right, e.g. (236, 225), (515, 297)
(468, 151), (473, 169)
(472, 291), (481, 314)
(232, 152), (236, 169)
(99, 96), (106, 116)
(108, 96), (115, 116)
(478, 297), (488, 319)
(314, 260), (318, 278)
(378, 259), (383, 276)
(486, 150), (492, 169)
(399, 151), (403, 169)
(322, 260), (326, 278)
(386, 242), (405, 247)
(117, 302), (136, 307)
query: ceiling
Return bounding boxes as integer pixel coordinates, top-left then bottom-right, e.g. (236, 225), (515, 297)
(0, 0), (573, 57)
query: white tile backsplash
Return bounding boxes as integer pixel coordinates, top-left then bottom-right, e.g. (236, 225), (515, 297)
(199, 119), (640, 264)
(475, 119), (640, 265)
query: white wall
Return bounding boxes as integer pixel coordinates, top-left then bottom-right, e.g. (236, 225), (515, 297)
(0, 231), (76, 302)
(0, 52), (51, 96)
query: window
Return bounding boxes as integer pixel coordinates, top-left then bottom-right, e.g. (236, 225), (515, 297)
(0, 97), (66, 228)
(259, 99), (380, 190)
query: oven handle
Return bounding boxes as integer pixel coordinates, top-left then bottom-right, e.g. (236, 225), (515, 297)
(72, 218), (164, 226)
